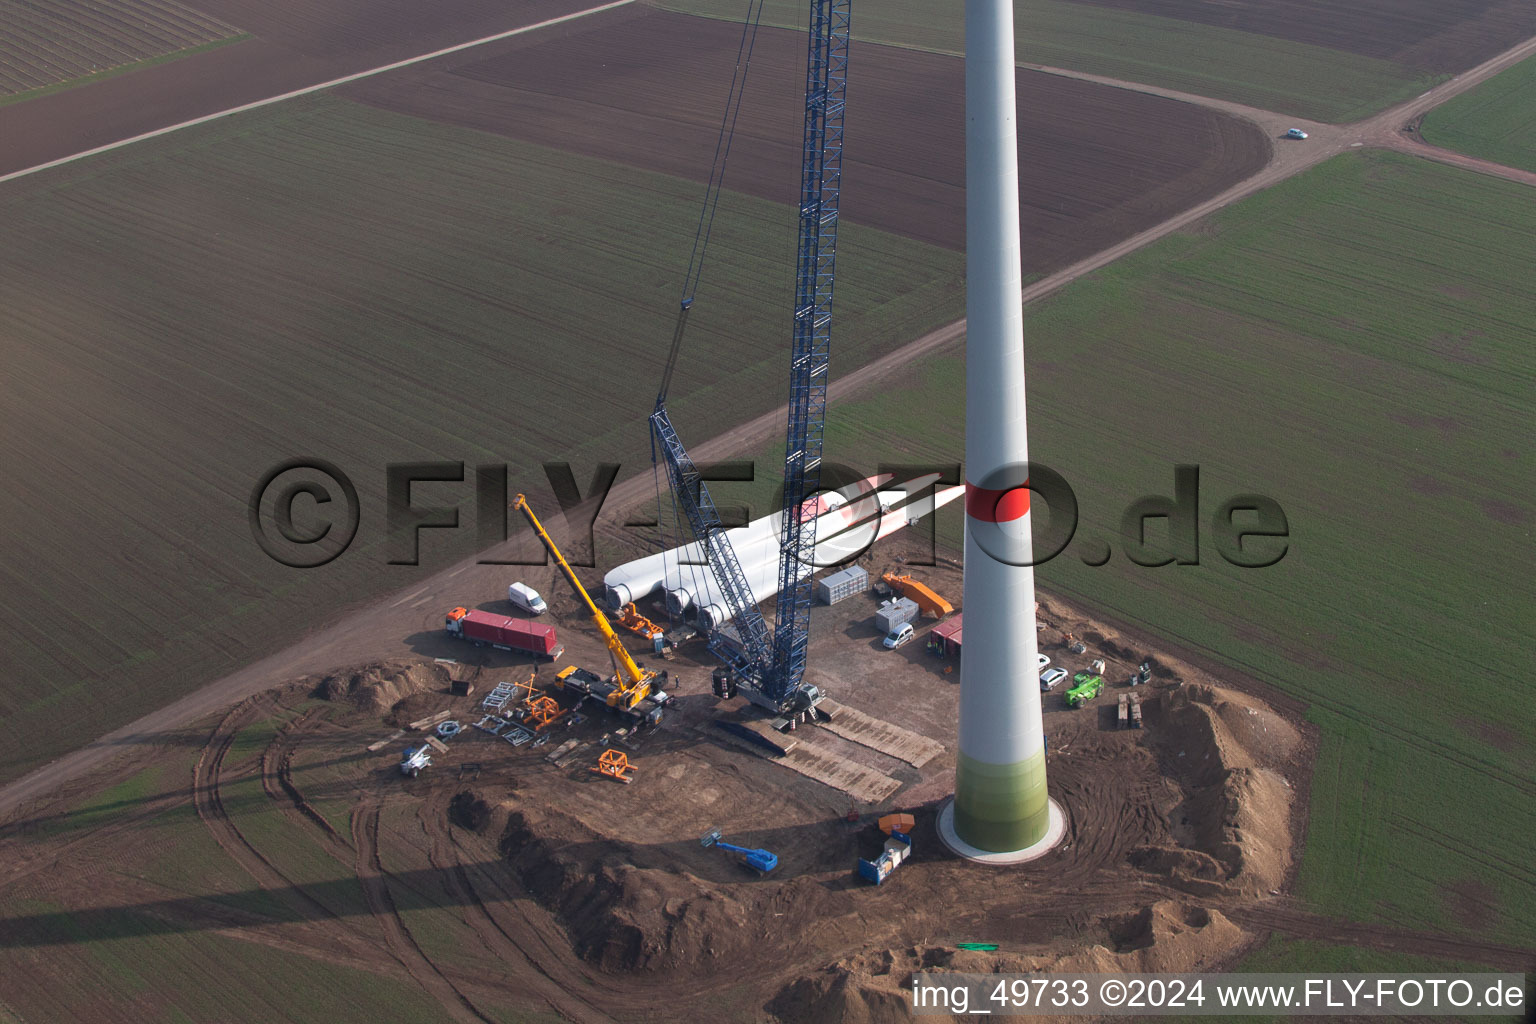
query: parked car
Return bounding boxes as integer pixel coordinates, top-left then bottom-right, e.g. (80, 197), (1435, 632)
(1285, 127), (1309, 140)
(883, 622), (915, 649)
(1039, 667), (1069, 691)
(507, 582), (547, 615)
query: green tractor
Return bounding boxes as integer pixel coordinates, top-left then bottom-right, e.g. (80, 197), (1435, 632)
(1065, 672), (1104, 708)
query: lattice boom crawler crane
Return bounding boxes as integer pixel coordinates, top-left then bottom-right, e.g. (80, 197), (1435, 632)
(648, 0), (850, 723)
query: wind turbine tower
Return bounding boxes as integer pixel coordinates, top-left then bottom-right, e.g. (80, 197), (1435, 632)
(937, 0), (1067, 863)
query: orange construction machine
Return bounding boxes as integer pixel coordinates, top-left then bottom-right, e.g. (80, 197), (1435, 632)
(880, 572), (954, 619)
(613, 602), (665, 641)
(592, 750), (637, 784)
(521, 695), (569, 733)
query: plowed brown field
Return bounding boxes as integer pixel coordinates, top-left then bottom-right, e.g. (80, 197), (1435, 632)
(0, 0), (600, 175)
(343, 6), (1270, 265)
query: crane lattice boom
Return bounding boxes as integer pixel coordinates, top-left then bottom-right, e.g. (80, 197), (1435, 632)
(648, 0), (850, 714)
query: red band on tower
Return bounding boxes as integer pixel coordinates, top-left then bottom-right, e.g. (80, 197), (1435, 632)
(965, 482), (1030, 523)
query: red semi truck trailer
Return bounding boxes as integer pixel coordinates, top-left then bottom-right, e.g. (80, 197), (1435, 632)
(445, 607), (563, 659)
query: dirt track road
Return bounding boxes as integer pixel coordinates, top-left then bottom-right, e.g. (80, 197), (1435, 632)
(0, 0), (636, 184)
(2, 29), (1534, 826)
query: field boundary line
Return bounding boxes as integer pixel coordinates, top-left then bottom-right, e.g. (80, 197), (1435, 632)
(0, 0), (637, 188)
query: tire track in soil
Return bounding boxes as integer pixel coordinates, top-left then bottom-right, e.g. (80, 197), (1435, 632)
(259, 709), (352, 858)
(351, 799), (496, 1024)
(191, 699), (381, 960)
(415, 790), (616, 1024)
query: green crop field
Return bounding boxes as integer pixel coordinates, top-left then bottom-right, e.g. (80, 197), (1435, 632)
(723, 150), (1535, 947)
(1421, 54), (1536, 174)
(0, 899), (449, 1023)
(0, 694), (568, 1024)
(0, 93), (964, 786)
(653, 0), (1436, 121)
(0, 0), (241, 100)
(0, 726), (437, 1023)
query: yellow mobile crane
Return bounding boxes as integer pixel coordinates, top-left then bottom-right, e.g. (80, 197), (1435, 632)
(511, 494), (672, 727)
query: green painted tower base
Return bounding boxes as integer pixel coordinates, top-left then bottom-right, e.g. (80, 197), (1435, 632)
(938, 795), (1065, 865)
(952, 749), (1052, 850)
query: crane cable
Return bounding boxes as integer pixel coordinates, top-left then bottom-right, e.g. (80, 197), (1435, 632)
(652, 0), (767, 627)
(654, 0), (766, 407)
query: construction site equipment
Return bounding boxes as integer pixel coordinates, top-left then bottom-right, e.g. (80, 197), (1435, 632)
(450, 679), (475, 697)
(481, 675), (536, 713)
(474, 715), (510, 735)
(955, 943), (998, 952)
(557, 666), (667, 728)
(817, 565), (869, 605)
(880, 572), (953, 619)
(503, 726), (534, 746)
(513, 494), (671, 728)
(436, 720), (462, 739)
(1065, 672), (1104, 708)
(875, 597), (920, 635)
(458, 762), (482, 780)
(446, 608), (563, 659)
(592, 749), (637, 784)
(700, 828), (779, 874)
(647, 0), (848, 720)
(424, 735), (449, 754)
(400, 745), (431, 777)
(1118, 693), (1129, 728)
(1090, 658), (1106, 675)
(613, 602), (665, 641)
(409, 709), (454, 731)
(1129, 693), (1143, 729)
(520, 695), (569, 733)
(368, 729), (405, 753)
(545, 738), (580, 762)
(857, 828), (911, 885)
(483, 681), (515, 711)
(928, 613), (963, 658)
(878, 813), (915, 835)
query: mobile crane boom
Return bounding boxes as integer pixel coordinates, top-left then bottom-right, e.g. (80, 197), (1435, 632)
(511, 494), (655, 708)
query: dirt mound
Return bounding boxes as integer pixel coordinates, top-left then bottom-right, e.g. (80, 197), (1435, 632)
(496, 801), (780, 974)
(315, 660), (448, 716)
(779, 902), (1243, 1022)
(769, 970), (916, 1024)
(1140, 683), (1295, 896)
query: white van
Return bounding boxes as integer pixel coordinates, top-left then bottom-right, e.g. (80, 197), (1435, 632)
(883, 622), (915, 650)
(507, 582), (547, 615)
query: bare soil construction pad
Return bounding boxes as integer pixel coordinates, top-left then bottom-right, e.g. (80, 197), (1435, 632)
(0, 543), (1336, 1021)
(341, 5), (1271, 264)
